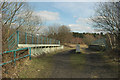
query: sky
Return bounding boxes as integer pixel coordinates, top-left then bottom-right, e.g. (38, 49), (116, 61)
(28, 2), (97, 33)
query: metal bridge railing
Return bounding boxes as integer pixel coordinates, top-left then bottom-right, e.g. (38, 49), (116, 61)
(0, 47), (31, 66)
(18, 31), (60, 44)
(7, 32), (17, 50)
(7, 31), (60, 51)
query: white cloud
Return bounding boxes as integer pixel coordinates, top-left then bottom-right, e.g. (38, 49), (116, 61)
(73, 16), (77, 18)
(53, 2), (95, 16)
(32, 11), (60, 21)
(76, 17), (92, 24)
(68, 17), (95, 33)
(68, 24), (95, 33)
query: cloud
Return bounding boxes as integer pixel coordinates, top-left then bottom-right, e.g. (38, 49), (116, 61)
(76, 17), (91, 24)
(67, 17), (95, 33)
(68, 24), (95, 33)
(53, 2), (95, 17)
(73, 16), (77, 18)
(32, 11), (60, 21)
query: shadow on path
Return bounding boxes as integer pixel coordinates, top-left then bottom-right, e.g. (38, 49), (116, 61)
(49, 49), (119, 78)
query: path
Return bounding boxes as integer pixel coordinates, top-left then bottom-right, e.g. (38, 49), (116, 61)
(18, 47), (119, 78)
(49, 49), (118, 78)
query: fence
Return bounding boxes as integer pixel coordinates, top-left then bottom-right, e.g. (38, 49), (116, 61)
(0, 47), (31, 66)
(7, 31), (60, 50)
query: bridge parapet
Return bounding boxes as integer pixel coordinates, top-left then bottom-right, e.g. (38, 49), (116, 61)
(18, 44), (60, 48)
(17, 43), (63, 57)
(7, 31), (60, 50)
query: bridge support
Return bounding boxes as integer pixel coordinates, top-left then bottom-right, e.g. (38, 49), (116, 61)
(18, 44), (64, 57)
(31, 46), (64, 57)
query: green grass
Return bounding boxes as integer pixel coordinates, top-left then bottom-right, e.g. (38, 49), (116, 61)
(70, 53), (86, 71)
(18, 48), (72, 78)
(18, 50), (60, 78)
(18, 56), (54, 78)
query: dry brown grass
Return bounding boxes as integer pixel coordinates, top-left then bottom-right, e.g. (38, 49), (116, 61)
(105, 49), (120, 62)
(2, 49), (29, 78)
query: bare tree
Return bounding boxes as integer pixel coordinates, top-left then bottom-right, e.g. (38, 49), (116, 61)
(83, 34), (96, 45)
(44, 24), (60, 38)
(0, 2), (25, 27)
(46, 24), (72, 43)
(0, 2), (44, 51)
(0, 2), (26, 51)
(92, 2), (120, 49)
(23, 15), (43, 34)
(44, 24), (72, 44)
(57, 25), (72, 43)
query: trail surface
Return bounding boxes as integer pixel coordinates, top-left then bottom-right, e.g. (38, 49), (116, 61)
(49, 49), (118, 78)
(19, 47), (119, 78)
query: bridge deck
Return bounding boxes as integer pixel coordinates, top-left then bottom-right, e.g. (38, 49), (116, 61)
(18, 44), (60, 48)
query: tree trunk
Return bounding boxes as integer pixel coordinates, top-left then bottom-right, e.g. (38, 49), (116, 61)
(107, 33), (113, 49)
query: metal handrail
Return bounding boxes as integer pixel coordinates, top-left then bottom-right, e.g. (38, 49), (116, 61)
(0, 47), (31, 66)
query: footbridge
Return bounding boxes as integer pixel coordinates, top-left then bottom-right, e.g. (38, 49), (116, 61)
(1, 31), (63, 66)
(8, 31), (63, 56)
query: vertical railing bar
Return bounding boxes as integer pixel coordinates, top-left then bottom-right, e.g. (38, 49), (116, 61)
(51, 39), (52, 44)
(29, 47), (31, 60)
(44, 37), (46, 44)
(56, 40), (57, 44)
(25, 32), (27, 44)
(41, 36), (42, 44)
(53, 39), (55, 44)
(57, 40), (59, 44)
(53, 39), (54, 44)
(47, 38), (48, 44)
(49, 38), (51, 44)
(14, 51), (16, 66)
(37, 36), (38, 44)
(32, 34), (34, 44)
(16, 31), (19, 47)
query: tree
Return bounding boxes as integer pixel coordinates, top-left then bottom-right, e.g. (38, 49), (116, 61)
(0, 2), (26, 51)
(92, 2), (120, 49)
(83, 34), (96, 45)
(0, 2), (44, 51)
(43, 24), (60, 39)
(57, 25), (72, 43)
(0, 2), (25, 27)
(45, 24), (72, 44)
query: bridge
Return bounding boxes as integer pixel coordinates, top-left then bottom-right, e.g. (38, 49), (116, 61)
(1, 31), (63, 66)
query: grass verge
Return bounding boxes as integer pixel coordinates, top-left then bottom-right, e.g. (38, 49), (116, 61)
(18, 47), (72, 78)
